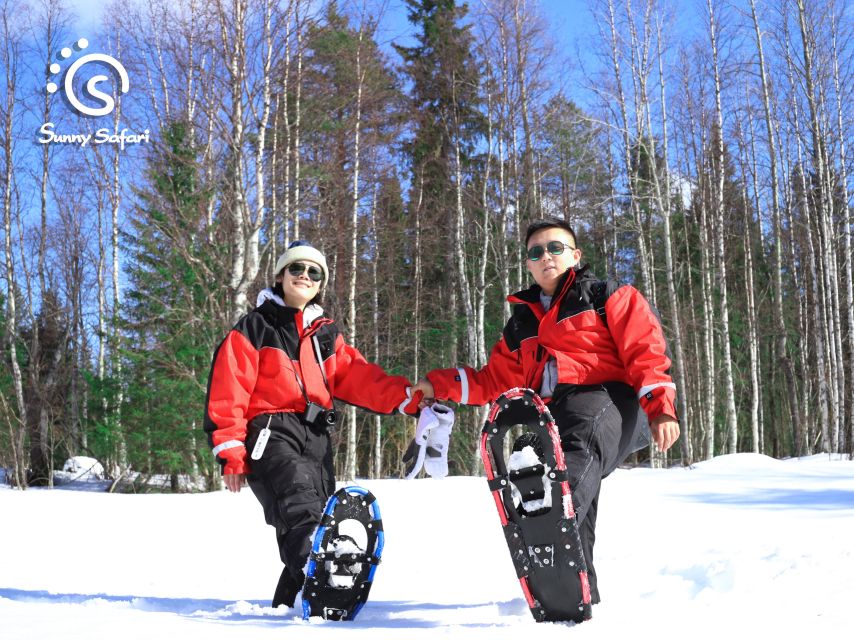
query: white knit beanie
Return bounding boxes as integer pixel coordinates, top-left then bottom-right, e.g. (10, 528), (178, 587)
(274, 241), (329, 288)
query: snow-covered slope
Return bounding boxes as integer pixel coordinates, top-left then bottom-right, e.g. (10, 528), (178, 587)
(1, 453), (852, 639)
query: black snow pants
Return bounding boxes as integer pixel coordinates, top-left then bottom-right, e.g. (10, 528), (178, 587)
(549, 382), (650, 604)
(245, 412), (336, 607)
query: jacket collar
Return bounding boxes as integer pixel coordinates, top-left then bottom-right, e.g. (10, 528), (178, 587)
(507, 264), (590, 309)
(257, 297), (329, 332)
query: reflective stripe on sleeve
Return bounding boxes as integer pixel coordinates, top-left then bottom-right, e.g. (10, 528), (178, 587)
(212, 440), (244, 457)
(637, 382), (677, 398)
(458, 368), (470, 405)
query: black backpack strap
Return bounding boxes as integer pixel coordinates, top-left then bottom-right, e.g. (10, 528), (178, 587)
(589, 279), (620, 329)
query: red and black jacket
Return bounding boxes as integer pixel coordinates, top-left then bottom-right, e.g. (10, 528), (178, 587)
(204, 300), (416, 475)
(427, 266), (677, 422)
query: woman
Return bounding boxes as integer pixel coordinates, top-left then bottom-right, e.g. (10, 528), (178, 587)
(203, 240), (420, 608)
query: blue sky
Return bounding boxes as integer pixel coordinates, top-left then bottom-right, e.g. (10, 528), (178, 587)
(59, 0), (609, 117)
(66, 0), (596, 43)
(64, 0), (598, 76)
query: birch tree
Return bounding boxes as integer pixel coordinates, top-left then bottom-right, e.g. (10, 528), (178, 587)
(344, 21), (365, 482)
(705, 0), (738, 453)
(747, 0), (802, 454)
(1, 0), (27, 485)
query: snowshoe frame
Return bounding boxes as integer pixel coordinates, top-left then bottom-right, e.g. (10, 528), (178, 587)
(302, 486), (384, 621)
(480, 387), (592, 623)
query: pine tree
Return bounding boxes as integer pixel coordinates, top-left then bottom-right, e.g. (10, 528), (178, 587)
(20, 290), (70, 485)
(299, 1), (402, 316)
(297, 2), (404, 477)
(395, 0), (482, 370)
(120, 121), (226, 489)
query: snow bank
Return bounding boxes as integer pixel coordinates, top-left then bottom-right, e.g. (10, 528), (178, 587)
(61, 457), (106, 480)
(0, 453), (852, 639)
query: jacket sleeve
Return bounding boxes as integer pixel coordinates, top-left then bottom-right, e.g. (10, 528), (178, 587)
(203, 329), (259, 475)
(426, 334), (525, 406)
(330, 335), (418, 415)
(604, 285), (677, 422)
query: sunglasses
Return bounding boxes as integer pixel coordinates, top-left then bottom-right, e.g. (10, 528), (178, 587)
(526, 240), (576, 261)
(287, 262), (323, 282)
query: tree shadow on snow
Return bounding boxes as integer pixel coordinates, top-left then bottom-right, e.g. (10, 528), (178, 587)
(0, 588), (532, 628)
(690, 488), (854, 510)
(0, 588), (288, 623)
(329, 599), (533, 629)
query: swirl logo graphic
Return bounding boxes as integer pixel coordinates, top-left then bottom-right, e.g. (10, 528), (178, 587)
(47, 38), (129, 117)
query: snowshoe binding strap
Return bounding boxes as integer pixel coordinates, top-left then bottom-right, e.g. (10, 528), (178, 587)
(509, 464), (547, 502)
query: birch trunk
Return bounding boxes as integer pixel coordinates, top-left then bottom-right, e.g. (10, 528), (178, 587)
(626, 0), (656, 303)
(110, 44), (128, 473)
(281, 1), (293, 248)
(220, 0), (248, 319)
(779, 38), (812, 453)
(97, 187), (106, 456)
(744, 105), (767, 453)
(685, 82), (716, 459)
(218, 0), (275, 322)
(1, 6), (26, 483)
(34, 0), (60, 460)
(370, 189), (382, 478)
(790, 88), (829, 453)
(829, 6), (854, 454)
(413, 170), (424, 382)
(453, 99), (477, 369)
(472, 59), (496, 474)
(345, 30), (364, 482)
(498, 15), (512, 321)
(293, 0), (303, 238)
(652, 13), (691, 463)
(203, 73), (216, 242)
(706, 0), (738, 453)
(513, 0), (538, 217)
(606, 0), (653, 295)
(248, 0), (274, 296)
(796, 0), (842, 452)
(738, 113), (761, 454)
(748, 0), (801, 454)
(479, 76), (495, 370)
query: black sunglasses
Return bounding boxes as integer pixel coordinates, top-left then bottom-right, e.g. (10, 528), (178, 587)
(526, 240), (576, 261)
(287, 262), (323, 282)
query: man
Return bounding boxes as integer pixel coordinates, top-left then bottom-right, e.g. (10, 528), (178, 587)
(414, 218), (679, 604)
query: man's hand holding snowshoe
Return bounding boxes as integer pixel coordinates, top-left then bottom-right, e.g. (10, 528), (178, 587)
(650, 415), (679, 452)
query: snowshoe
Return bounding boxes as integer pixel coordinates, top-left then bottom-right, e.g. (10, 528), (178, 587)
(302, 486), (384, 621)
(480, 388), (592, 623)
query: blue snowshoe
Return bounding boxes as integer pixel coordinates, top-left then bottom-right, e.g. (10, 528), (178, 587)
(302, 486), (384, 621)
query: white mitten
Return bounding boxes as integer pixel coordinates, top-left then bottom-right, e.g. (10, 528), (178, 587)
(423, 403), (454, 479)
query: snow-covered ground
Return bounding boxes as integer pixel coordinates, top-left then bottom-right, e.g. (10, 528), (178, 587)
(1, 453), (852, 639)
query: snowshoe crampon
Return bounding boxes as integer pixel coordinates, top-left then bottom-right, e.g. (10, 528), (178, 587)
(302, 486), (384, 621)
(481, 388), (592, 623)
